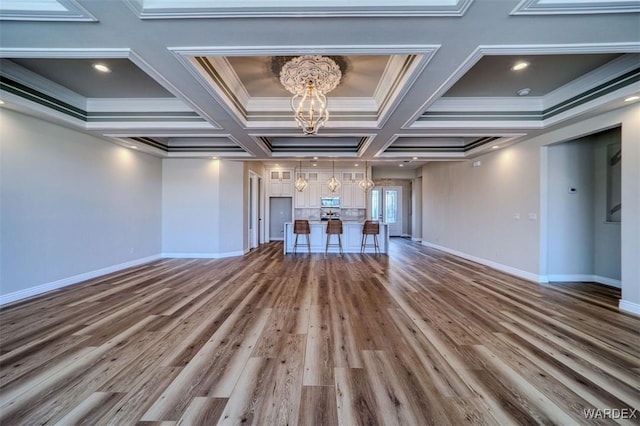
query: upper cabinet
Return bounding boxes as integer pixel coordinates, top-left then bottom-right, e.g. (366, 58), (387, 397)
(294, 171), (320, 208)
(269, 169), (293, 197)
(341, 171), (366, 208)
(271, 166), (368, 209)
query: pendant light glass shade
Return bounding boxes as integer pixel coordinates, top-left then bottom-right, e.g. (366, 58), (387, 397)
(294, 160), (308, 192)
(327, 160), (341, 193)
(358, 161), (375, 191)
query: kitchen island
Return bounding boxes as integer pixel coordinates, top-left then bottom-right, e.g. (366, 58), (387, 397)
(284, 221), (388, 254)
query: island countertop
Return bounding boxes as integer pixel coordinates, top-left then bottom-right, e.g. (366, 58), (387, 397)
(283, 221), (388, 254)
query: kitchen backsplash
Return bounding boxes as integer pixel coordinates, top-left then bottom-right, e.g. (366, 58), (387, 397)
(295, 208), (365, 221)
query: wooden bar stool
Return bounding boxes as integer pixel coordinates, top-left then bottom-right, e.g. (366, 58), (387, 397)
(361, 220), (380, 254)
(293, 220), (311, 254)
(325, 219), (343, 255)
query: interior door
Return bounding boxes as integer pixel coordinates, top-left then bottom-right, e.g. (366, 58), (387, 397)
(371, 186), (402, 237)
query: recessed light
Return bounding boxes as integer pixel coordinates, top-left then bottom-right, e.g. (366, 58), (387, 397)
(129, 145), (138, 150)
(399, 164), (404, 167)
(412, 157), (418, 160)
(93, 63), (111, 73)
(313, 156), (318, 160)
(354, 163), (359, 167)
(517, 88), (531, 96)
(511, 61), (529, 71)
(312, 163), (317, 167)
(624, 95), (639, 102)
(491, 145), (500, 149)
(212, 156), (218, 160)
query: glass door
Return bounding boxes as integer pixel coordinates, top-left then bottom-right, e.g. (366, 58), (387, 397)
(371, 186), (402, 236)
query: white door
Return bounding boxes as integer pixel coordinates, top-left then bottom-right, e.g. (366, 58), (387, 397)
(371, 186), (402, 237)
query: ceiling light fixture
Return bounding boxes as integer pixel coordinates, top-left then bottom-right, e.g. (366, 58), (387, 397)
(279, 55), (342, 135)
(358, 161), (375, 192)
(624, 95), (639, 102)
(492, 145), (500, 149)
(0, 100), (4, 105)
(295, 160), (308, 192)
(327, 160), (341, 193)
(93, 63), (111, 73)
(517, 88), (531, 96)
(512, 61), (529, 71)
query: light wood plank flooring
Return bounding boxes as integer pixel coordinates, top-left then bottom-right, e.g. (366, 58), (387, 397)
(1, 239), (638, 425)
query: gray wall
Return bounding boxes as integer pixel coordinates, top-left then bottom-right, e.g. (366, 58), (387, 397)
(161, 158), (245, 256)
(162, 159), (221, 255)
(421, 103), (639, 313)
(1, 109), (162, 297)
(422, 138), (541, 278)
(547, 129), (621, 284)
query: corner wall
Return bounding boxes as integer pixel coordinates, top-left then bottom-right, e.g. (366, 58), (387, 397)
(0, 109), (163, 304)
(161, 158), (246, 257)
(421, 103), (640, 315)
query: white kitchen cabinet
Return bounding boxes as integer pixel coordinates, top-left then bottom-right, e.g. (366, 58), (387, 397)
(340, 171), (366, 208)
(319, 171), (341, 198)
(269, 169), (294, 197)
(294, 171), (320, 207)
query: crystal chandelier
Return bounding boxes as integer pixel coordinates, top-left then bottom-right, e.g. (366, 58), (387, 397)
(327, 160), (341, 193)
(295, 160), (308, 192)
(358, 161), (375, 191)
(279, 55), (342, 135)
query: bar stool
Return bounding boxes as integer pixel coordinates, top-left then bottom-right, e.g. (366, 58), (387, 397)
(361, 220), (380, 254)
(325, 219), (343, 255)
(293, 220), (311, 254)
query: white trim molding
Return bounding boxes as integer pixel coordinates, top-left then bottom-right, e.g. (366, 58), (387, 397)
(161, 250), (249, 259)
(545, 274), (622, 288)
(0, 254), (162, 306)
(618, 300), (640, 316)
(421, 241), (541, 283)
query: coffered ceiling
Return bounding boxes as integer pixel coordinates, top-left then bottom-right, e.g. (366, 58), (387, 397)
(1, 0), (638, 168)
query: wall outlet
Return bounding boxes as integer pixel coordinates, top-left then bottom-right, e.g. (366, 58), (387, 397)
(528, 213), (537, 221)
(568, 186), (577, 194)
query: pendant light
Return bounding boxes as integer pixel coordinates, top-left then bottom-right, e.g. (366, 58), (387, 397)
(358, 161), (375, 191)
(327, 160), (341, 193)
(294, 160), (308, 192)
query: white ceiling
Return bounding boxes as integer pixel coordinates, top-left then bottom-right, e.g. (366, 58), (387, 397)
(0, 0), (638, 168)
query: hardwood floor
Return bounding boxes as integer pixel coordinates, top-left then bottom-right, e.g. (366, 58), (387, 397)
(1, 239), (638, 425)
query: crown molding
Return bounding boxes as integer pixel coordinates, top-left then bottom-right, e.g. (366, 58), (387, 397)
(124, 0), (474, 19)
(404, 42), (640, 129)
(543, 53), (640, 109)
(429, 97), (544, 112)
(511, 0), (640, 15)
(86, 98), (194, 113)
(0, 0), (97, 21)
(0, 58), (86, 110)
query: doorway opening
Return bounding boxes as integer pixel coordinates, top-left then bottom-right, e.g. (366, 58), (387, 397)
(371, 186), (403, 237)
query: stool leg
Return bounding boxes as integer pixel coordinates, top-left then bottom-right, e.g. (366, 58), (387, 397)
(294, 234), (298, 254)
(338, 234), (343, 255)
(306, 233), (310, 253)
(361, 233), (365, 253)
(374, 234), (379, 254)
(325, 234), (329, 255)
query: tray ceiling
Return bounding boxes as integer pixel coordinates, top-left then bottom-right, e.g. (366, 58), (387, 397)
(0, 0), (638, 165)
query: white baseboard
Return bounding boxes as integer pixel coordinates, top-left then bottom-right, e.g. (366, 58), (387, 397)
(161, 249), (247, 259)
(411, 237), (422, 242)
(619, 299), (640, 316)
(0, 248), (254, 306)
(545, 274), (621, 288)
(0, 254), (162, 306)
(421, 241), (541, 283)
